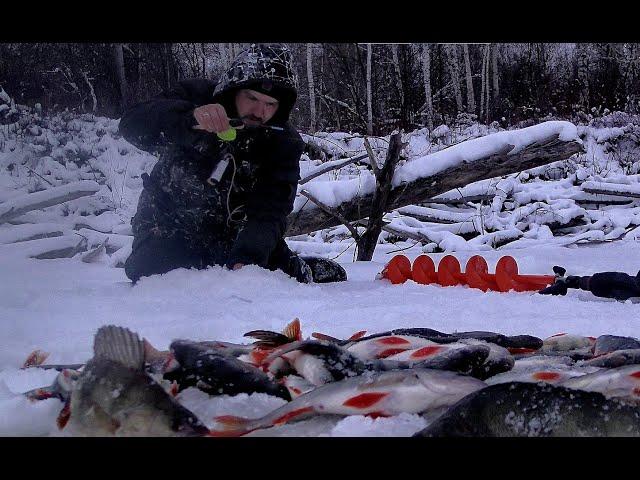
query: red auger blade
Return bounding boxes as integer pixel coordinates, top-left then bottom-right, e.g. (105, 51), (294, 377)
(465, 255), (499, 292)
(379, 255), (412, 284)
(495, 256), (555, 292)
(412, 255), (437, 285)
(437, 255), (466, 287)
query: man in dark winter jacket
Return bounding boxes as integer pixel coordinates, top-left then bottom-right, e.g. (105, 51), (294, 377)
(539, 266), (640, 302)
(119, 44), (347, 284)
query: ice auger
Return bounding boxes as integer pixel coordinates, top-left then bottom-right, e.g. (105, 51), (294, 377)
(378, 254), (555, 292)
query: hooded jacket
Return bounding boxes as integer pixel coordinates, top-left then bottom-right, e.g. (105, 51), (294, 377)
(119, 44), (304, 268)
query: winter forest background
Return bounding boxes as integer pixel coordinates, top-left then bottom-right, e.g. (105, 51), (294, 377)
(2, 43), (639, 133)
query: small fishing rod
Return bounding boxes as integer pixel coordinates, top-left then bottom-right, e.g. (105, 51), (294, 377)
(215, 116), (284, 142)
(208, 117), (284, 185)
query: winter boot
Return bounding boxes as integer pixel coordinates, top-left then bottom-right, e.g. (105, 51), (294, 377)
(300, 256), (348, 283)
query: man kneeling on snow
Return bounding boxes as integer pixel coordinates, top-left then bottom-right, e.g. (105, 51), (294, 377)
(119, 44), (346, 284)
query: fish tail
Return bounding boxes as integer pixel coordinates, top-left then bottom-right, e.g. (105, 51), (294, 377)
(243, 318), (301, 347)
(209, 415), (259, 437)
(93, 325), (145, 371)
(244, 332), (290, 348)
(22, 349), (50, 368)
(282, 318), (302, 341)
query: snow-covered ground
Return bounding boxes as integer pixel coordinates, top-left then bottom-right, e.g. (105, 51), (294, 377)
(1, 238), (638, 437)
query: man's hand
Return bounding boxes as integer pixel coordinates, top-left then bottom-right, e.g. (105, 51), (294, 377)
(232, 263), (244, 271)
(193, 104), (231, 133)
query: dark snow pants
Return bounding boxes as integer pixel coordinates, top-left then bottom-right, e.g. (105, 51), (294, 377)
(576, 272), (640, 301)
(124, 233), (311, 284)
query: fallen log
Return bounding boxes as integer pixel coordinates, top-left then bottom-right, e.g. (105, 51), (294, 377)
(0, 223), (66, 245)
(380, 223), (436, 244)
(397, 205), (477, 224)
(581, 181), (640, 199)
(0, 181), (101, 224)
(423, 194), (495, 205)
(0, 235), (87, 259)
(286, 122), (584, 236)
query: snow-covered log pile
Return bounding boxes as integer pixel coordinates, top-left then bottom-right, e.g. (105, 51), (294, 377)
(295, 114), (640, 252)
(0, 88), (156, 264)
(1, 85), (639, 267)
(289, 121), (584, 236)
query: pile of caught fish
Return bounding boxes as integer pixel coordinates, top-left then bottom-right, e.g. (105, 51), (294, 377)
(22, 320), (640, 437)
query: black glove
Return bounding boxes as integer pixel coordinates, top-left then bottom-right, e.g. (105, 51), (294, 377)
(538, 267), (581, 296)
(538, 282), (569, 296)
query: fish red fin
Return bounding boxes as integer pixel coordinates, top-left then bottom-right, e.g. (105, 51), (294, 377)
(376, 336), (410, 345)
(410, 346), (444, 359)
(163, 352), (180, 373)
(311, 332), (342, 343)
(273, 406), (314, 425)
(170, 381), (179, 397)
(283, 318), (302, 341)
(56, 401), (71, 430)
(348, 331), (367, 341)
(628, 371), (640, 379)
(343, 392), (389, 409)
(250, 347), (272, 366)
(25, 388), (55, 402)
(532, 371), (561, 381)
(22, 349), (50, 368)
(508, 347), (538, 355)
(209, 415), (256, 437)
(376, 348), (409, 358)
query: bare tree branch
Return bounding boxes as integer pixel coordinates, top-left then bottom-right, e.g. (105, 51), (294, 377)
(298, 189), (361, 241)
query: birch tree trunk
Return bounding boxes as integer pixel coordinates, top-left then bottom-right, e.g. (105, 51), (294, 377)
(391, 44), (405, 126)
(162, 43), (173, 90)
(480, 44), (487, 121)
(112, 43), (128, 110)
(480, 44), (491, 123)
(319, 44), (326, 127)
(624, 44), (639, 111)
(576, 43), (590, 112)
(446, 44), (464, 113)
(366, 43), (373, 135)
(491, 43), (499, 101)
(463, 44), (476, 114)
(306, 43), (317, 133)
(485, 45), (491, 123)
(421, 43), (434, 131)
(217, 43), (231, 70)
(201, 43), (207, 77)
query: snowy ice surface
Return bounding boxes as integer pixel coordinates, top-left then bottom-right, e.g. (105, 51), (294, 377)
(1, 239), (639, 436)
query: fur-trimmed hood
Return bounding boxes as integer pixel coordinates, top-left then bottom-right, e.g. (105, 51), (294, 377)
(212, 44), (298, 126)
